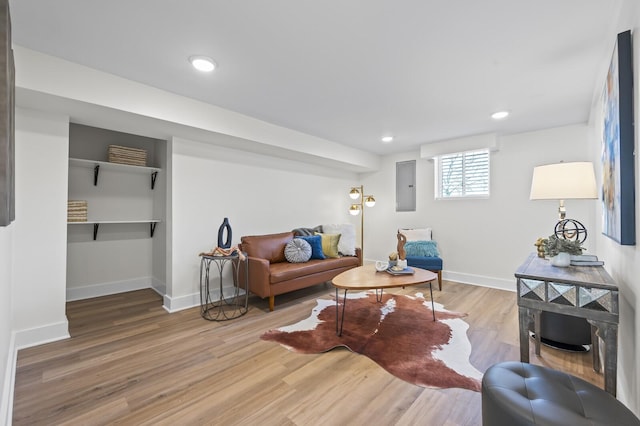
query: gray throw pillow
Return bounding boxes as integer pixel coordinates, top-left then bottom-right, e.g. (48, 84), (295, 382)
(284, 238), (312, 263)
(292, 225), (323, 236)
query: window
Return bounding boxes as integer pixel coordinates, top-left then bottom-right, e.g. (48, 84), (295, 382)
(435, 149), (490, 198)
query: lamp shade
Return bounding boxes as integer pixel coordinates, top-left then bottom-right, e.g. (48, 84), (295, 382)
(530, 162), (597, 200)
(349, 187), (361, 200)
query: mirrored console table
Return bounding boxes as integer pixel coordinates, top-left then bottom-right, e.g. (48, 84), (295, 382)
(515, 253), (619, 395)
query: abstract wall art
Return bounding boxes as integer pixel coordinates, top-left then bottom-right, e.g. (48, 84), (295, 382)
(601, 30), (635, 245)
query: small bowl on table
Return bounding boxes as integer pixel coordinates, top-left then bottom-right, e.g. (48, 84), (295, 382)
(375, 261), (389, 272)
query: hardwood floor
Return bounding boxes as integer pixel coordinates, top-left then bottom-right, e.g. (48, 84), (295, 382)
(12, 281), (602, 425)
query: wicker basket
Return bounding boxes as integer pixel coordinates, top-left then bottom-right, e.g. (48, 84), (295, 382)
(67, 200), (88, 222)
(108, 145), (147, 167)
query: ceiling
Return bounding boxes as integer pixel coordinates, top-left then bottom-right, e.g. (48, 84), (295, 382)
(9, 1), (622, 155)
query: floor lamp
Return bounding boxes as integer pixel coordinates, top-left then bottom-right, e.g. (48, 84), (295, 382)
(349, 185), (375, 263)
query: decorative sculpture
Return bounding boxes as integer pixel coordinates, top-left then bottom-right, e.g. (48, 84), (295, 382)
(199, 217), (245, 260)
(217, 217), (232, 249)
(397, 232), (407, 260)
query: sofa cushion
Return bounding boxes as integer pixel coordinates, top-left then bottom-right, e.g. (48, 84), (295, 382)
(296, 235), (325, 259)
(241, 232), (294, 263)
(322, 223), (356, 256)
(284, 238), (312, 263)
(316, 232), (341, 258)
(405, 240), (439, 257)
(406, 256), (442, 270)
(269, 256), (361, 284)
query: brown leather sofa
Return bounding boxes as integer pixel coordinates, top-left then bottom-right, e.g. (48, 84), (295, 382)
(238, 231), (362, 311)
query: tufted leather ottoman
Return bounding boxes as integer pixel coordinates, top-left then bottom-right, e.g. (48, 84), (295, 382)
(482, 361), (640, 425)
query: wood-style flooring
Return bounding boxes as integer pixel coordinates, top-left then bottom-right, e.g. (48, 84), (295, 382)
(12, 281), (602, 425)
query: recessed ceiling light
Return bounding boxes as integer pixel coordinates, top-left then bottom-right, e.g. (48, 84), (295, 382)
(189, 55), (216, 72)
(381, 136), (394, 143)
(491, 111), (509, 120)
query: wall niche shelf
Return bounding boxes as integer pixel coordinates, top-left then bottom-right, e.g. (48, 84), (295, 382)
(68, 158), (160, 189)
(68, 220), (161, 240)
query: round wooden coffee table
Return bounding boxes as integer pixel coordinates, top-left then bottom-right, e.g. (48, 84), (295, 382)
(331, 264), (438, 336)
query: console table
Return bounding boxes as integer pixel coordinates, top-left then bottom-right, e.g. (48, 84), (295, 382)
(515, 253), (619, 395)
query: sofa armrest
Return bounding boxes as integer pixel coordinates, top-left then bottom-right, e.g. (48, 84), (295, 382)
(355, 247), (363, 266)
(241, 256), (271, 299)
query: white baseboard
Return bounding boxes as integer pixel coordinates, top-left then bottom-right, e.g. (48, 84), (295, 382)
(1, 332), (16, 426)
(151, 277), (166, 297)
(66, 277), (153, 301)
(443, 271), (514, 292)
(163, 292), (199, 313)
(162, 284), (244, 313)
(14, 320), (70, 350)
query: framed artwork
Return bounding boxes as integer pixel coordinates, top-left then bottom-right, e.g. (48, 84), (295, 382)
(0, 0), (14, 227)
(601, 30), (635, 245)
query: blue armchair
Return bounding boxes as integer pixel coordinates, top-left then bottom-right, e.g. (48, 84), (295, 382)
(406, 255), (443, 290)
(399, 228), (443, 291)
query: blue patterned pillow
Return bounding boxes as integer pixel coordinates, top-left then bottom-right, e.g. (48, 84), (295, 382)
(295, 235), (325, 259)
(404, 240), (439, 257)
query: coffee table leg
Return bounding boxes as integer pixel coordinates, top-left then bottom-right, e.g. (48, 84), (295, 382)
(335, 288), (339, 335)
(375, 289), (383, 302)
(429, 281), (435, 321)
(336, 289), (348, 337)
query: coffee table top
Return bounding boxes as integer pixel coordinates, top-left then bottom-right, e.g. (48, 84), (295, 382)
(332, 264), (437, 290)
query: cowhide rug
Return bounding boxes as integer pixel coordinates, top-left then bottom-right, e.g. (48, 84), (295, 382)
(261, 291), (482, 392)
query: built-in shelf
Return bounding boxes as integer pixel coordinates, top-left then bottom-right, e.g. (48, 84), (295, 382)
(68, 220), (161, 240)
(69, 158), (160, 189)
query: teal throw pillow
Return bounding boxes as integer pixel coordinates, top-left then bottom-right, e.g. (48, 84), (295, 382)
(404, 240), (440, 257)
(295, 235), (325, 260)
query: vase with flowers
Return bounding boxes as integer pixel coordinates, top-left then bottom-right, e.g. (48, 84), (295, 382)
(542, 235), (584, 267)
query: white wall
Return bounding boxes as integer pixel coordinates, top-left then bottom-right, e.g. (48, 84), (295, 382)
(166, 137), (359, 311)
(12, 108), (69, 348)
(361, 124), (595, 290)
(588, 0), (640, 413)
(0, 225), (14, 425)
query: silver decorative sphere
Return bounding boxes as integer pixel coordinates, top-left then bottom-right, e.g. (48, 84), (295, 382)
(554, 219), (587, 243)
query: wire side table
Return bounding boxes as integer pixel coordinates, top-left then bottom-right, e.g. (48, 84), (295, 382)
(199, 252), (249, 321)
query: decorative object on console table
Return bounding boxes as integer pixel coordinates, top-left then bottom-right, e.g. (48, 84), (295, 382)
(570, 254), (605, 267)
(601, 30), (635, 246)
(515, 253), (619, 396)
(348, 185), (375, 263)
(542, 234), (584, 268)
